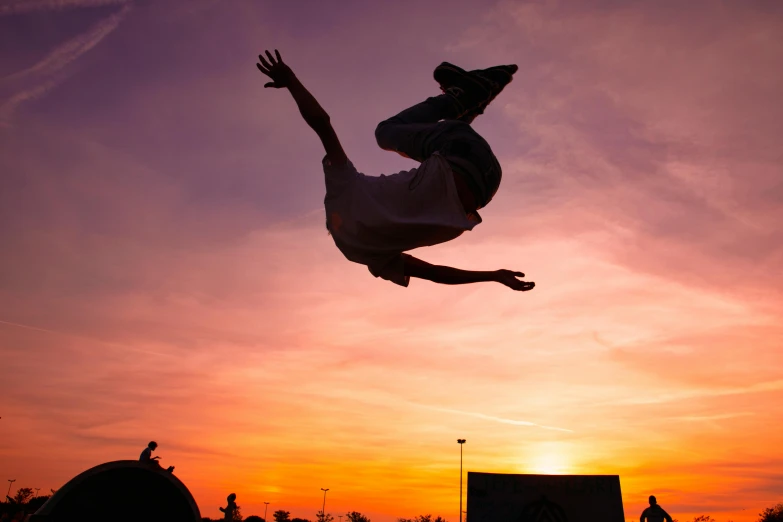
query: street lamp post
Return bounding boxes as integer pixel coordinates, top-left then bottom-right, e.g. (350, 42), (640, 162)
(457, 439), (466, 522)
(320, 488), (329, 519)
(6, 479), (16, 499)
(264, 501), (270, 522)
(338, 516), (343, 522)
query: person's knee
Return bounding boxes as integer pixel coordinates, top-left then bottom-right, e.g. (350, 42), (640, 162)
(374, 121), (396, 151)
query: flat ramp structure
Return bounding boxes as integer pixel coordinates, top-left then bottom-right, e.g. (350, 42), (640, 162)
(467, 471), (624, 522)
(28, 460), (201, 522)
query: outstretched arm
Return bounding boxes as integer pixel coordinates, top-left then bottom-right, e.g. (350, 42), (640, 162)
(256, 49), (347, 166)
(403, 255), (535, 291)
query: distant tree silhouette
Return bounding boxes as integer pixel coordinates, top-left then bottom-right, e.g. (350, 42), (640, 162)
(12, 488), (34, 504)
(291, 518), (312, 522)
(346, 512), (371, 522)
(316, 511), (334, 522)
(760, 503), (783, 522)
(245, 516), (265, 522)
(691, 517), (715, 522)
(274, 510), (291, 522)
(398, 516), (447, 522)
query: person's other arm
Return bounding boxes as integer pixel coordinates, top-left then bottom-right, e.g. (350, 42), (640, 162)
(257, 49), (348, 167)
(403, 255), (535, 291)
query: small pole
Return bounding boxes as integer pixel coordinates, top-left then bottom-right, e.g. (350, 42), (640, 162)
(321, 488), (329, 520)
(457, 439), (466, 522)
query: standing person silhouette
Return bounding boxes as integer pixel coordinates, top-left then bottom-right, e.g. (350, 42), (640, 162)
(640, 495), (673, 522)
(219, 493), (237, 521)
(256, 49), (535, 291)
(139, 441), (174, 473)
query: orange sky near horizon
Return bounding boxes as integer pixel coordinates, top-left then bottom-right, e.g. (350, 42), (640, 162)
(1, 1), (782, 522)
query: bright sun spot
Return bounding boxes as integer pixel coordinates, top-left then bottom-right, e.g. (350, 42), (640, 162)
(526, 442), (572, 475)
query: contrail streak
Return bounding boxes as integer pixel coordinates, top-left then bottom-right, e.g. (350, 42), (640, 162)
(425, 405), (573, 433)
(0, 319), (57, 334)
(0, 3), (131, 123)
(0, 319), (169, 357)
(2, 2), (131, 83)
(0, 0), (128, 15)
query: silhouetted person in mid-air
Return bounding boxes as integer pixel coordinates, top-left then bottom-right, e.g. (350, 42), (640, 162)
(640, 495), (673, 522)
(219, 493), (237, 521)
(256, 49), (535, 292)
(139, 441), (174, 473)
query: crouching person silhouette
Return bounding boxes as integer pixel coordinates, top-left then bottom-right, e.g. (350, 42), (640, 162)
(256, 49), (534, 291)
(139, 441), (174, 473)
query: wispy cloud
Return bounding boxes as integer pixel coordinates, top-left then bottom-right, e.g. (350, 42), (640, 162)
(0, 3), (131, 124)
(423, 405), (573, 433)
(607, 379), (783, 406)
(0, 318), (58, 334)
(2, 3), (129, 83)
(0, 0), (128, 15)
(671, 412), (754, 422)
(0, 319), (169, 357)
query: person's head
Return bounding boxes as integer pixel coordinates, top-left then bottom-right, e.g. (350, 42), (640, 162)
(148, 441), (158, 450)
(228, 493), (236, 502)
(649, 495), (657, 506)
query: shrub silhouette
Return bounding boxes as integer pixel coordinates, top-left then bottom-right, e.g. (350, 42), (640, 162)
(759, 503), (783, 522)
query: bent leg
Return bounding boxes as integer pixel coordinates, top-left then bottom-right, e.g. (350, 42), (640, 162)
(440, 129), (503, 209)
(374, 94), (502, 208)
(374, 94), (462, 162)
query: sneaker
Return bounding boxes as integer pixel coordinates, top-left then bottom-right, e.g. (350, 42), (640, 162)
(436, 63), (518, 117)
(474, 64), (518, 91)
(434, 62), (495, 118)
(167, 466), (175, 473)
(436, 63), (517, 94)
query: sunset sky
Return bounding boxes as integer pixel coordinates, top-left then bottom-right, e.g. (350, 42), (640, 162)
(1, 0), (782, 521)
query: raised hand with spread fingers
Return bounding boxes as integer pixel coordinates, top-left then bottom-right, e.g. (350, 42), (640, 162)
(256, 49), (295, 89)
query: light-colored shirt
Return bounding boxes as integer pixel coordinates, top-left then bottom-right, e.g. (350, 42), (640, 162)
(323, 152), (480, 287)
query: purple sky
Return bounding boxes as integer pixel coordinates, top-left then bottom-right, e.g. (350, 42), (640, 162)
(1, 1), (782, 521)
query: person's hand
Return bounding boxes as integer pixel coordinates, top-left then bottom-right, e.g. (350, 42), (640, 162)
(495, 269), (535, 291)
(256, 49), (296, 89)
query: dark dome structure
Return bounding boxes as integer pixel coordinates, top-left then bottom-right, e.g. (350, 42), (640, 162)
(28, 460), (201, 522)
